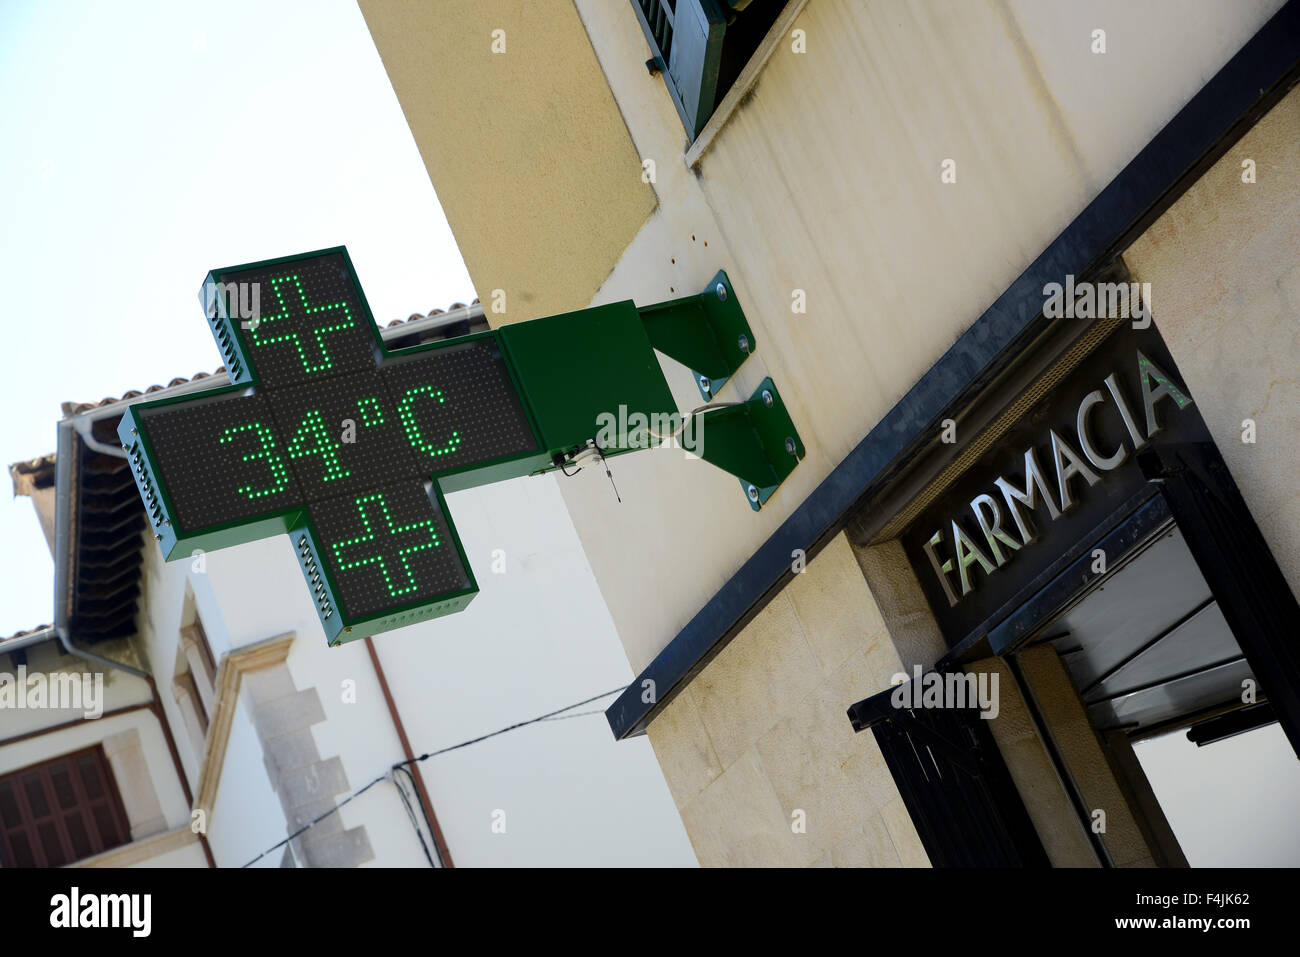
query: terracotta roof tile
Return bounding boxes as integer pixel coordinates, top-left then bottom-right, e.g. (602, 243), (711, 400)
(2, 624), (53, 643)
(9, 454), (56, 476)
(63, 299), (478, 412)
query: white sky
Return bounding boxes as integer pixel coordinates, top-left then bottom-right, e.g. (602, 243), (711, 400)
(0, 0), (476, 636)
(1136, 722), (1300, 866)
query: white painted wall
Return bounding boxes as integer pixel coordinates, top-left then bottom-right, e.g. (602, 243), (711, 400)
(0, 639), (150, 740)
(133, 466), (693, 867)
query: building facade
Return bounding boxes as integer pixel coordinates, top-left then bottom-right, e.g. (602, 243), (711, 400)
(3, 299), (693, 868)
(359, 0), (1300, 866)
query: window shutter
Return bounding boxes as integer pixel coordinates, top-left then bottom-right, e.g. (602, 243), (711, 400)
(848, 677), (1051, 867)
(632, 0), (728, 138)
(0, 747), (132, 867)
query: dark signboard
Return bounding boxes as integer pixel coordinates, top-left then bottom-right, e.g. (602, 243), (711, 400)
(900, 322), (1211, 649)
(119, 247), (795, 646)
(121, 248), (541, 644)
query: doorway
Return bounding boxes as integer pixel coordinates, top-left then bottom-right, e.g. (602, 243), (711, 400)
(1011, 517), (1300, 866)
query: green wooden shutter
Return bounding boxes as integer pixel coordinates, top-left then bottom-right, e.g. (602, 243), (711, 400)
(631, 0), (728, 139)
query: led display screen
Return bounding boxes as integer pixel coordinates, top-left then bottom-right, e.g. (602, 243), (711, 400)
(128, 248), (541, 636)
(138, 391), (302, 531)
(379, 340), (538, 474)
(214, 252), (381, 389)
(311, 480), (470, 620)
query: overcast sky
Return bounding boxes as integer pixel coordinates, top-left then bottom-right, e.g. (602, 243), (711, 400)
(0, 0), (479, 635)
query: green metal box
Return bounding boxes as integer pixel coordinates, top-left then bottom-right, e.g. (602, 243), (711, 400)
(497, 300), (677, 458)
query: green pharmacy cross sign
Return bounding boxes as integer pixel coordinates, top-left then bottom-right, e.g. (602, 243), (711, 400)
(120, 247), (803, 645)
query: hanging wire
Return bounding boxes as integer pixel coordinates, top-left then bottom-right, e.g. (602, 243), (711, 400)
(240, 686), (626, 868)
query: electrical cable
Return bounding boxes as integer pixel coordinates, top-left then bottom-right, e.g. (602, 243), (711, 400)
(393, 764), (438, 868)
(538, 709), (605, 721)
(241, 771), (387, 868)
(394, 686), (626, 769)
(396, 763), (443, 866)
(592, 436), (621, 503)
(239, 685), (626, 868)
(644, 401), (741, 441)
(555, 401), (740, 499)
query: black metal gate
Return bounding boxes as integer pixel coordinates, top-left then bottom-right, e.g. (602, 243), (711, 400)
(848, 681), (1050, 867)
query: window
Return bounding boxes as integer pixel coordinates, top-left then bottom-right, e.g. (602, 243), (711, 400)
(175, 608), (219, 759)
(0, 746), (132, 867)
(175, 668), (209, 736)
(183, 615), (218, 689)
(631, 0), (788, 139)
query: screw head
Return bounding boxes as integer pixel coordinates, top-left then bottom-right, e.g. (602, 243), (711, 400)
(738, 334), (750, 353)
(715, 282), (727, 302)
(699, 375), (711, 393)
(761, 389), (774, 408)
(746, 484), (759, 503)
(785, 437), (797, 455)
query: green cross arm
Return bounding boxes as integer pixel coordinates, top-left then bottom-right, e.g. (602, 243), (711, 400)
(119, 247), (799, 645)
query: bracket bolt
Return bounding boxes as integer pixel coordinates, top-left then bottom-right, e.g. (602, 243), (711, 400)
(761, 390), (774, 408)
(715, 282), (727, 302)
(699, 375), (711, 393)
(746, 484), (759, 503)
(785, 437), (797, 456)
(738, 334), (750, 353)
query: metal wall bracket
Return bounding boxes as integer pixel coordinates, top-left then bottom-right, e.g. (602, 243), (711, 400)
(638, 270), (755, 401)
(696, 377), (803, 511)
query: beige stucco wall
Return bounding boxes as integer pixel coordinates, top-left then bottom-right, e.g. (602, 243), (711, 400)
(1015, 645), (1157, 867)
(357, 0), (656, 322)
(645, 532), (930, 866)
(965, 656), (1098, 867)
(358, 0), (1290, 866)
(561, 0), (1283, 675)
(1126, 83), (1300, 598)
(358, 0), (1284, 669)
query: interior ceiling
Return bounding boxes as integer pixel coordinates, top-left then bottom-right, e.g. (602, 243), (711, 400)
(1035, 527), (1253, 732)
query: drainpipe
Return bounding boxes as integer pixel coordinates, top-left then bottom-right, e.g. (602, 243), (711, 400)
(53, 417), (216, 867)
(364, 637), (454, 868)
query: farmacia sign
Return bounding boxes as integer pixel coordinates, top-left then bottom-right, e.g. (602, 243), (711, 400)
(919, 348), (1192, 607)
